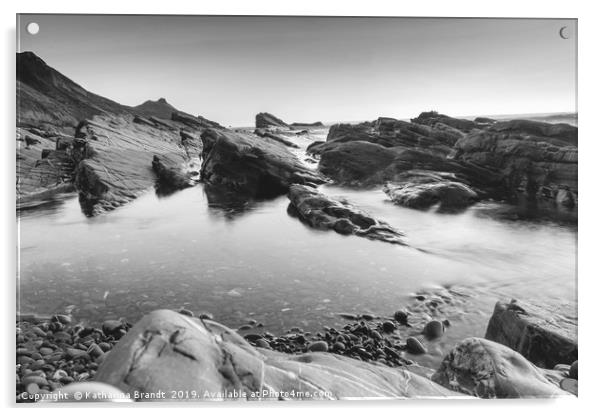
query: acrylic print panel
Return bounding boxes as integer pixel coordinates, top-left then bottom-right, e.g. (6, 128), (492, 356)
(16, 14), (577, 402)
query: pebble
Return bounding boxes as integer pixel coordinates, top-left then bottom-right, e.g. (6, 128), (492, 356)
(405, 337), (427, 354)
(238, 324), (253, 331)
(569, 360), (578, 379)
(53, 314), (72, 325)
(255, 339), (271, 349)
(393, 310), (409, 325)
(199, 312), (214, 320)
(382, 321), (396, 333)
(423, 320), (444, 339)
(98, 342), (112, 352)
(16, 348), (31, 356)
(52, 331), (71, 342)
(178, 308), (194, 317)
(39, 347), (54, 356)
(560, 378), (578, 395)
(333, 342), (346, 352)
(21, 375), (48, 387)
(87, 343), (104, 358)
(31, 327), (47, 337)
(307, 341), (329, 352)
(26, 383), (40, 396)
(102, 320), (124, 336)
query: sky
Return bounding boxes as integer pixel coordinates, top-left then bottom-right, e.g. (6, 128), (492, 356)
(17, 15), (577, 127)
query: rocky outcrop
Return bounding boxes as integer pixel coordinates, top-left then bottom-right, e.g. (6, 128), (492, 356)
(432, 337), (568, 398)
(254, 128), (299, 148)
(171, 111), (223, 130)
(384, 171), (478, 211)
(484, 300), (577, 369)
(96, 310), (458, 400)
(255, 112), (290, 129)
(290, 121), (324, 128)
(411, 111), (478, 133)
(200, 129), (325, 198)
(453, 120), (578, 206)
(287, 184), (406, 245)
(152, 154), (194, 192)
(133, 98), (178, 120)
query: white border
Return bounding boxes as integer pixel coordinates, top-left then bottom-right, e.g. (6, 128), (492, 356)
(2, 1), (599, 415)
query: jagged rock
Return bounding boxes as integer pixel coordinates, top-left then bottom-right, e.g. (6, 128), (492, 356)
(255, 112), (290, 129)
(454, 120), (578, 206)
(200, 129), (325, 198)
(133, 98), (178, 120)
(432, 337), (568, 398)
(411, 111), (478, 133)
(287, 184), (406, 245)
(95, 310), (459, 400)
(290, 121), (324, 128)
(171, 111), (223, 130)
(484, 300), (577, 369)
(254, 128), (299, 148)
(152, 154), (193, 191)
(384, 171), (478, 211)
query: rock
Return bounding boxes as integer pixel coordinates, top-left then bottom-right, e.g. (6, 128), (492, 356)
(287, 184), (406, 245)
(384, 171), (479, 211)
(53, 314), (72, 325)
(484, 300), (577, 369)
(382, 321), (396, 333)
(152, 154), (193, 192)
(411, 111), (478, 133)
(102, 320), (125, 338)
(178, 308), (194, 317)
(569, 360), (578, 379)
(255, 112), (290, 129)
(254, 339), (271, 349)
(453, 120), (578, 207)
(254, 128), (299, 148)
(393, 310), (409, 325)
(423, 320), (444, 339)
(432, 337), (568, 398)
(559, 378), (578, 395)
(95, 310), (460, 399)
(200, 129), (325, 198)
(307, 341), (329, 352)
(171, 110), (223, 130)
(290, 121), (324, 128)
(405, 337), (427, 355)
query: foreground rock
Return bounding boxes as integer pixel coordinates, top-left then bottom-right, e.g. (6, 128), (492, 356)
(255, 112), (290, 129)
(384, 171), (478, 211)
(95, 310), (458, 400)
(200, 129), (325, 198)
(287, 184), (406, 245)
(432, 337), (568, 398)
(485, 300), (577, 369)
(453, 120), (578, 207)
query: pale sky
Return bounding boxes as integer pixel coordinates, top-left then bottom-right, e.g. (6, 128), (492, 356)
(18, 15), (577, 127)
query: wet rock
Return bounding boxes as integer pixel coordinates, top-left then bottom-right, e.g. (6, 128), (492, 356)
(432, 337), (568, 398)
(200, 129), (325, 198)
(95, 310), (460, 399)
(152, 154), (193, 191)
(255, 112), (290, 129)
(423, 320), (444, 339)
(485, 300), (577, 369)
(405, 337), (427, 355)
(178, 308), (194, 317)
(287, 184), (406, 246)
(384, 171), (478, 211)
(382, 321), (396, 333)
(102, 320), (125, 338)
(307, 341), (329, 352)
(393, 310), (409, 325)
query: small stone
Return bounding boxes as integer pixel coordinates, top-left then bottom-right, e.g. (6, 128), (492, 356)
(52, 331), (71, 343)
(393, 310), (409, 325)
(338, 313), (358, 320)
(39, 347), (53, 356)
(66, 348), (88, 359)
(333, 342), (346, 352)
(30, 352), (42, 360)
(26, 383), (40, 396)
(423, 320), (444, 339)
(16, 347), (31, 356)
(102, 320), (124, 336)
(87, 343), (104, 358)
(178, 308), (194, 317)
(560, 378), (578, 395)
(569, 360), (578, 379)
(361, 314), (376, 321)
(382, 321), (396, 333)
(31, 327), (47, 337)
(238, 324), (253, 331)
(53, 314), (72, 325)
(255, 339), (271, 349)
(98, 342), (112, 352)
(199, 312), (214, 320)
(406, 337), (427, 354)
(307, 341), (329, 352)
(21, 375), (48, 387)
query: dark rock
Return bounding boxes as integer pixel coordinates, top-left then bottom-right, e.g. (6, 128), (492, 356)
(384, 171), (478, 211)
(393, 310), (409, 325)
(254, 128), (299, 148)
(200, 129), (325, 198)
(411, 111), (478, 133)
(423, 320), (445, 339)
(484, 300), (577, 369)
(307, 341), (329, 352)
(287, 184), (406, 245)
(432, 337), (568, 398)
(177, 308), (194, 317)
(405, 337), (427, 354)
(152, 155), (193, 191)
(254, 339), (271, 349)
(382, 321), (396, 333)
(569, 360), (578, 379)
(95, 310), (460, 399)
(102, 320), (125, 338)
(255, 112), (290, 129)
(474, 117), (497, 124)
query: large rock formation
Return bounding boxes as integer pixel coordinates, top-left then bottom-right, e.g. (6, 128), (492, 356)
(95, 310), (458, 400)
(287, 184), (406, 245)
(453, 120), (578, 207)
(290, 121), (324, 128)
(254, 128), (299, 148)
(133, 98), (178, 120)
(411, 111), (478, 133)
(255, 112), (290, 129)
(200, 129), (325, 198)
(484, 300), (577, 369)
(432, 337), (568, 398)
(384, 171), (478, 211)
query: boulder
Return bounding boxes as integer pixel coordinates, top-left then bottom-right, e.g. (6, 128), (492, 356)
(453, 120), (578, 206)
(95, 310), (459, 400)
(432, 337), (568, 398)
(484, 300), (577, 369)
(255, 112), (290, 129)
(383, 171), (479, 211)
(287, 184), (406, 245)
(200, 129), (325, 198)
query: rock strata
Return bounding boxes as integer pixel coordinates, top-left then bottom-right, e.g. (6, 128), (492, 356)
(287, 184), (406, 245)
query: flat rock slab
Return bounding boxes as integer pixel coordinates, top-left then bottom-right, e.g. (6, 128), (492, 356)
(485, 300), (577, 369)
(432, 337), (568, 398)
(96, 310), (459, 400)
(287, 184), (407, 246)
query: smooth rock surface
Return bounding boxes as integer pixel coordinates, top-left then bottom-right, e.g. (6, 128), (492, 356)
(96, 310), (460, 400)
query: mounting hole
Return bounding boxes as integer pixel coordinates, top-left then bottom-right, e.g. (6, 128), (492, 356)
(26, 22), (40, 35)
